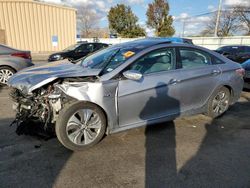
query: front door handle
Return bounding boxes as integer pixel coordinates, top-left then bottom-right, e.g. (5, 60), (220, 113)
(169, 79), (180, 85)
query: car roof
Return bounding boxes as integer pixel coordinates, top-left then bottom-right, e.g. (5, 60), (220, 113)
(111, 37), (195, 50)
(110, 38), (175, 50)
(78, 42), (108, 45)
(0, 44), (13, 50)
(0, 44), (28, 53)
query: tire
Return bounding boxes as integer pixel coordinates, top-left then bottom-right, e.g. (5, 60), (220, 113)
(206, 86), (231, 118)
(0, 66), (16, 85)
(55, 101), (106, 151)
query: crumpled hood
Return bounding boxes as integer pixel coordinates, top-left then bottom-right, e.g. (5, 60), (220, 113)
(8, 60), (101, 94)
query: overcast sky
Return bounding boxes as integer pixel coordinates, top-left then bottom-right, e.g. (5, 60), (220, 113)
(42, 0), (250, 36)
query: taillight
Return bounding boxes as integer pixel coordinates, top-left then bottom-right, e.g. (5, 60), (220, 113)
(11, 52), (31, 60)
(236, 68), (245, 77)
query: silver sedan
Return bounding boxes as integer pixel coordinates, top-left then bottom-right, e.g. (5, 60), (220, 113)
(8, 38), (244, 151)
(0, 44), (33, 85)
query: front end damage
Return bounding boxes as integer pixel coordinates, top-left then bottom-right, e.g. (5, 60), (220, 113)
(10, 84), (62, 131)
(6, 61), (108, 133)
(9, 76), (100, 133)
(9, 74), (118, 137)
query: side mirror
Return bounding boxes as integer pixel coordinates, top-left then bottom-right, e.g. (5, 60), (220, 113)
(123, 70), (142, 81)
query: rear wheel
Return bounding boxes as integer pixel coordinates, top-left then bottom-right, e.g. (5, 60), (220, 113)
(206, 87), (231, 118)
(0, 66), (15, 85)
(56, 101), (106, 151)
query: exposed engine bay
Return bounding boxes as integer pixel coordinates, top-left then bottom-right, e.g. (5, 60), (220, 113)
(10, 85), (61, 130)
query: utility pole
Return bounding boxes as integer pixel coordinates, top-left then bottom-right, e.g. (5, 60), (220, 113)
(214, 0), (222, 37)
(182, 19), (186, 37)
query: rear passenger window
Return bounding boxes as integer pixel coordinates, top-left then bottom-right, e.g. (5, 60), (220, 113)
(180, 48), (212, 69)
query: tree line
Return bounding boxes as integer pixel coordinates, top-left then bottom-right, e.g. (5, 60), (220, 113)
(79, 0), (175, 38)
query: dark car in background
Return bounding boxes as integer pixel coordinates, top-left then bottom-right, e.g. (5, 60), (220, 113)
(48, 42), (109, 62)
(242, 59), (250, 89)
(215, 45), (250, 63)
(0, 44), (33, 85)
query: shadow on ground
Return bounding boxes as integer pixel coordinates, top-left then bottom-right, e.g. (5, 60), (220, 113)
(0, 85), (4, 93)
(144, 95), (250, 187)
(141, 82), (180, 187)
(0, 118), (72, 188)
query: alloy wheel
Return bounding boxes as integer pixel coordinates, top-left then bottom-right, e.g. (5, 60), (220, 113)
(0, 69), (14, 84)
(66, 109), (102, 145)
(212, 90), (230, 116)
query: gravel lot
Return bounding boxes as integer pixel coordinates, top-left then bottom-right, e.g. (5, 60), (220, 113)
(0, 64), (250, 187)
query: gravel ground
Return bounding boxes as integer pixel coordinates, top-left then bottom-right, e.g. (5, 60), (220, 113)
(0, 73), (250, 187)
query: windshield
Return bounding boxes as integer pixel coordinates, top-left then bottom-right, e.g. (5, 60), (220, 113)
(63, 43), (81, 51)
(80, 46), (139, 74)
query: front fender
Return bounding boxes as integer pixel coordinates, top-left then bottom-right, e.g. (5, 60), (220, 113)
(56, 81), (119, 133)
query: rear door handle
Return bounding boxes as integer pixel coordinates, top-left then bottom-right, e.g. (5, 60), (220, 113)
(169, 79), (180, 85)
(211, 69), (221, 75)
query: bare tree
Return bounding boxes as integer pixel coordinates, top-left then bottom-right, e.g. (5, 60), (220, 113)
(78, 6), (100, 38)
(234, 6), (250, 35)
(201, 10), (239, 37)
(88, 28), (110, 38)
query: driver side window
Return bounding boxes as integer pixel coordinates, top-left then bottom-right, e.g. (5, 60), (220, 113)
(129, 48), (175, 75)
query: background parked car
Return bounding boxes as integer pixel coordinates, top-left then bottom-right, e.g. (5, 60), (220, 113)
(48, 42), (109, 62)
(0, 44), (33, 85)
(215, 45), (250, 63)
(242, 59), (250, 89)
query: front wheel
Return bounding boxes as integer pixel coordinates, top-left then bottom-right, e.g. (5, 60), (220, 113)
(206, 87), (231, 118)
(56, 102), (106, 151)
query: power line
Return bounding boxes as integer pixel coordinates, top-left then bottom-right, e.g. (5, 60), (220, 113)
(175, 9), (250, 23)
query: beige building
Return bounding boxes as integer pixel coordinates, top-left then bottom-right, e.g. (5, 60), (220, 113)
(0, 0), (76, 53)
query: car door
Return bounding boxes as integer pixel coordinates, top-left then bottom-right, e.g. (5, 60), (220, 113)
(117, 47), (182, 127)
(174, 47), (222, 112)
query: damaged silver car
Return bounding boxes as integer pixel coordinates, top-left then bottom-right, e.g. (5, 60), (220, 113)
(8, 38), (244, 151)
